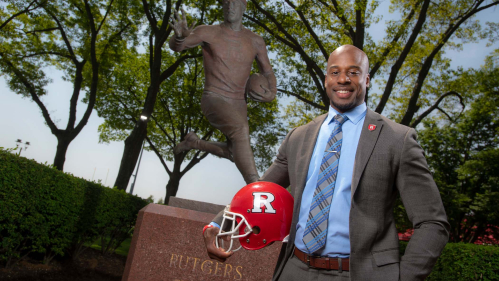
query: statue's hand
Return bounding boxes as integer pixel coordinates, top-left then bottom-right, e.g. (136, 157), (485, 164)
(260, 85), (271, 95)
(169, 7), (196, 38)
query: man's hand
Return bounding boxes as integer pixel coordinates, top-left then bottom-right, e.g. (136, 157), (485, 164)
(203, 226), (233, 262)
(169, 7), (196, 39)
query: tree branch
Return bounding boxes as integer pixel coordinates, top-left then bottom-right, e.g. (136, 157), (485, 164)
(159, 53), (201, 82)
(369, 4), (418, 79)
(0, 0), (39, 31)
(24, 27), (59, 34)
(284, 0), (329, 61)
(0, 54), (58, 134)
(243, 14), (298, 50)
(72, 0), (100, 136)
(317, 0), (355, 39)
(142, 0), (158, 33)
(250, 0), (326, 92)
(42, 5), (78, 64)
(97, 0), (115, 33)
(21, 51), (72, 60)
(400, 0), (499, 125)
(353, 0), (367, 49)
(158, 97), (177, 143)
(150, 113), (175, 144)
(375, 0), (431, 114)
(145, 136), (172, 175)
(409, 91), (464, 127)
(277, 88), (327, 110)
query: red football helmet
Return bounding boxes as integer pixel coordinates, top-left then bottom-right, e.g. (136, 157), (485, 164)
(216, 181), (294, 252)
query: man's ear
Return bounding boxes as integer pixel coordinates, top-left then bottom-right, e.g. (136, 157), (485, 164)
(365, 74), (370, 88)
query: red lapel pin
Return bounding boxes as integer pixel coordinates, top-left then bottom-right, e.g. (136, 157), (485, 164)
(368, 124), (376, 131)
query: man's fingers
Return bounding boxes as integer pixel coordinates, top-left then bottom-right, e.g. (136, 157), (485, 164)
(204, 227), (233, 262)
(207, 242), (233, 262)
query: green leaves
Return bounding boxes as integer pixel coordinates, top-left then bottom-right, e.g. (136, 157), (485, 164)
(0, 0), (143, 170)
(243, 0), (499, 129)
(415, 57), (499, 243)
(0, 148), (148, 265)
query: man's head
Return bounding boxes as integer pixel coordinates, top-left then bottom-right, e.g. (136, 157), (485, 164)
(325, 45), (370, 113)
(223, 0), (246, 23)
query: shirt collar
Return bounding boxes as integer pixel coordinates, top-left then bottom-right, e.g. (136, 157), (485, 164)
(327, 102), (367, 125)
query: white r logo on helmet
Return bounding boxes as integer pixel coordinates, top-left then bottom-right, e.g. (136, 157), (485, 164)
(251, 192), (276, 213)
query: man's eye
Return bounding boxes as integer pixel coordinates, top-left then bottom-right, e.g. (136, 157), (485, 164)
(350, 72), (359, 75)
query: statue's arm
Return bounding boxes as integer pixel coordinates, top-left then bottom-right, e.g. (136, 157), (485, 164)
(254, 37), (277, 96)
(168, 8), (206, 52)
(169, 25), (206, 52)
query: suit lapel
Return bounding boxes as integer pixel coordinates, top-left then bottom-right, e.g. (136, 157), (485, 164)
(286, 113), (326, 258)
(351, 108), (383, 199)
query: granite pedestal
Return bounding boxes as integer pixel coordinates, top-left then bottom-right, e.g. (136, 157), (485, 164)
(122, 202), (282, 281)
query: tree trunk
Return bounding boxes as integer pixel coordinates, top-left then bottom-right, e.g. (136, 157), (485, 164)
(113, 120), (148, 190)
(53, 134), (72, 171)
(165, 170), (182, 205)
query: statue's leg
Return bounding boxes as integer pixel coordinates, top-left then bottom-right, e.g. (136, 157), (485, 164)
(201, 92), (260, 184)
(195, 139), (234, 162)
(173, 132), (233, 161)
(225, 122), (260, 184)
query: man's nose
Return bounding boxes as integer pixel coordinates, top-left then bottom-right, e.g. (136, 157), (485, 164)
(337, 72), (350, 84)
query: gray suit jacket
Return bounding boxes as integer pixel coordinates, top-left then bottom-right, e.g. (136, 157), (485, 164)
(214, 108), (449, 281)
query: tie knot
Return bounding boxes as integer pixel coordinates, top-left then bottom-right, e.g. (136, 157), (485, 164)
(333, 114), (348, 126)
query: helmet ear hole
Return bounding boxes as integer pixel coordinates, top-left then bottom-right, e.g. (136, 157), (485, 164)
(252, 226), (261, 234)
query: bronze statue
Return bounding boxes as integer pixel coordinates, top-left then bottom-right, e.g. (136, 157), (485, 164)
(169, 0), (277, 184)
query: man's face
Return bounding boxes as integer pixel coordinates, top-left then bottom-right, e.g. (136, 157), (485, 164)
(324, 47), (370, 113)
(223, 0), (245, 23)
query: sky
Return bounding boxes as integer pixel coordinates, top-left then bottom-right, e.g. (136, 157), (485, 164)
(1, 2), (497, 206)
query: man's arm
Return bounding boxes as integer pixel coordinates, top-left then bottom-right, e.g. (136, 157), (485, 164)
(397, 128), (450, 281)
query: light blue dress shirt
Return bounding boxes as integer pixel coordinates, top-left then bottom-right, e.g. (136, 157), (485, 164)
(294, 103), (366, 257)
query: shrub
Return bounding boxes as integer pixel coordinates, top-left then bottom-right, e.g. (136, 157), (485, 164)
(400, 241), (499, 280)
(0, 149), (147, 267)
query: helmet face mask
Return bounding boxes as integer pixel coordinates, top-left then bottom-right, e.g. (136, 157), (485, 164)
(216, 205), (252, 252)
(215, 182), (294, 252)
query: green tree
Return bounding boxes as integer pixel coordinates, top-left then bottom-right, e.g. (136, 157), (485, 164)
(242, 0), (498, 127)
(0, 0), (141, 170)
(410, 55), (499, 242)
(111, 0), (206, 191)
(97, 50), (281, 204)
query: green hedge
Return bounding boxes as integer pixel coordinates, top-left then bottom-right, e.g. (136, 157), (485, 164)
(0, 149), (147, 266)
(400, 241), (499, 280)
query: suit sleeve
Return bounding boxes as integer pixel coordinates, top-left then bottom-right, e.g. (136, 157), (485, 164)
(259, 127), (296, 187)
(211, 128), (295, 227)
(397, 128), (450, 281)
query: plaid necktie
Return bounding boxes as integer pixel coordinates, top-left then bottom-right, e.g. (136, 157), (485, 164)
(302, 114), (348, 253)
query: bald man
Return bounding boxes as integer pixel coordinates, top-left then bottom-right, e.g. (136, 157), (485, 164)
(204, 45), (449, 281)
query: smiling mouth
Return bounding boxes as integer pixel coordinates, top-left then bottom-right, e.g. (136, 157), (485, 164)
(334, 89), (354, 98)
